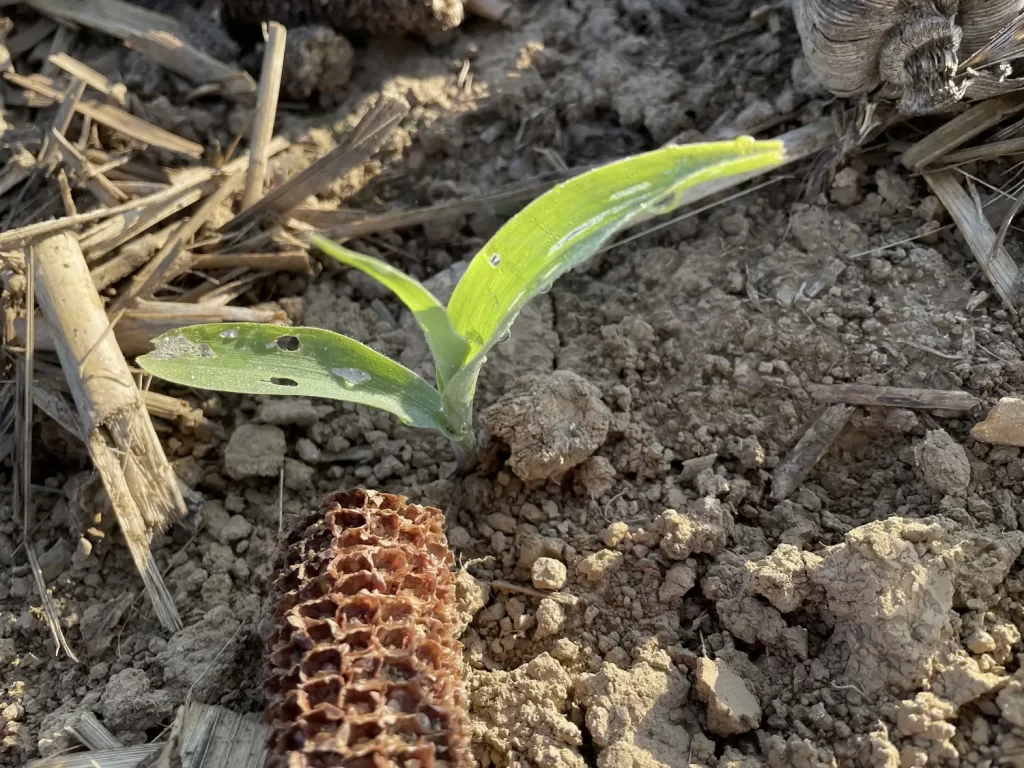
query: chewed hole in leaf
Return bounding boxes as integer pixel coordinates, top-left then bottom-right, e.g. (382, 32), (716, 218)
(276, 335), (301, 351)
(269, 377), (299, 387)
(149, 335), (215, 360)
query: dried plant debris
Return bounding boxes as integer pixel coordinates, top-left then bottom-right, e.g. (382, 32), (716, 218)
(264, 489), (471, 767)
(792, 0), (1024, 113)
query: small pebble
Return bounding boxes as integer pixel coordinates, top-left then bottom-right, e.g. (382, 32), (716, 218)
(490, 531), (509, 554)
(448, 526), (471, 549)
(602, 522), (630, 548)
(604, 646), (630, 668)
(296, 438), (321, 464)
(966, 630), (996, 655)
(519, 502), (546, 523)
(577, 549), (623, 584)
(517, 534), (564, 570)
(486, 513), (517, 535)
(534, 598), (566, 640)
(532, 557), (567, 590)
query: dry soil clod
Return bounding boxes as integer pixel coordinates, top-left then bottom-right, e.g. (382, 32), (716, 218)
(972, 396), (1024, 446)
(221, 0), (466, 40)
(264, 488), (471, 767)
(481, 370), (611, 485)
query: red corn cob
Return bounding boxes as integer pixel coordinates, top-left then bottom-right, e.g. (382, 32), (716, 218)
(264, 488), (471, 768)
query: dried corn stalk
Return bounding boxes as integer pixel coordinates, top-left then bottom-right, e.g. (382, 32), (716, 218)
(265, 489), (470, 767)
(32, 233), (188, 632)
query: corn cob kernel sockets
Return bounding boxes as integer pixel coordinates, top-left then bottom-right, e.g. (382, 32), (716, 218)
(221, 0), (465, 40)
(264, 488), (470, 768)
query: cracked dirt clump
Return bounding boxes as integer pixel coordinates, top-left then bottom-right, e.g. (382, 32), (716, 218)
(482, 370), (612, 484)
(574, 645), (697, 768)
(693, 657), (761, 737)
(263, 489), (470, 767)
(157, 605), (243, 702)
(280, 25), (354, 105)
(467, 653), (584, 768)
(745, 517), (1024, 696)
(895, 691), (957, 761)
(223, 423), (286, 479)
(654, 497), (735, 560)
(913, 429), (971, 496)
(99, 668), (175, 734)
(997, 672), (1024, 728)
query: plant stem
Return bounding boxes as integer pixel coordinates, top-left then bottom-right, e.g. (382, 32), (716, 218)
(451, 430), (479, 473)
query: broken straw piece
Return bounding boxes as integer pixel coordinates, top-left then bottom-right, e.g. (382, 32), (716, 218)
(265, 489), (470, 767)
(971, 397), (1024, 447)
(771, 404), (853, 501)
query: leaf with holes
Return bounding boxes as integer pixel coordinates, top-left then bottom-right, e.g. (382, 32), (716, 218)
(137, 323), (452, 435)
(439, 136), (786, 433)
(138, 136), (788, 466)
(309, 234), (470, 390)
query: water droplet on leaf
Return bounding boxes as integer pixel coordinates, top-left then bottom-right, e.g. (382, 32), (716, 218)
(332, 367), (371, 386)
(150, 335), (215, 360)
(220, 328), (238, 338)
(489, 253), (502, 267)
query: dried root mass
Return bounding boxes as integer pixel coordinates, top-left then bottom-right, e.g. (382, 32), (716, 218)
(792, 0), (1024, 113)
(265, 489), (470, 768)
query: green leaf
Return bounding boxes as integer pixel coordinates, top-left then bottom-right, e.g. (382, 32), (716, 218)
(309, 234), (470, 390)
(137, 323), (452, 436)
(441, 136), (786, 432)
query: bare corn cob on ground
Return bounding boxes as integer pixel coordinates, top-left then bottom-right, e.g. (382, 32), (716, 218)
(264, 489), (470, 768)
(221, 0), (465, 39)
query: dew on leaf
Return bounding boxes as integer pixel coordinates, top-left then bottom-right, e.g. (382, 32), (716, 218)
(220, 328), (238, 339)
(332, 368), (371, 385)
(149, 335), (215, 360)
(488, 253), (502, 267)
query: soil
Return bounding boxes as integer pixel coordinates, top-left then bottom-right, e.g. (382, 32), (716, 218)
(4, 1), (1024, 767)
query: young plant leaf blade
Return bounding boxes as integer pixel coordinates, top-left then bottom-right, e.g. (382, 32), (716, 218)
(441, 137), (786, 432)
(309, 234), (469, 390)
(137, 323), (452, 435)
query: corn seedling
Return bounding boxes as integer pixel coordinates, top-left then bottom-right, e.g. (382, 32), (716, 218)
(137, 138), (786, 466)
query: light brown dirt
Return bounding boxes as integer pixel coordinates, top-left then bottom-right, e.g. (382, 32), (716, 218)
(5, 1), (1024, 767)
